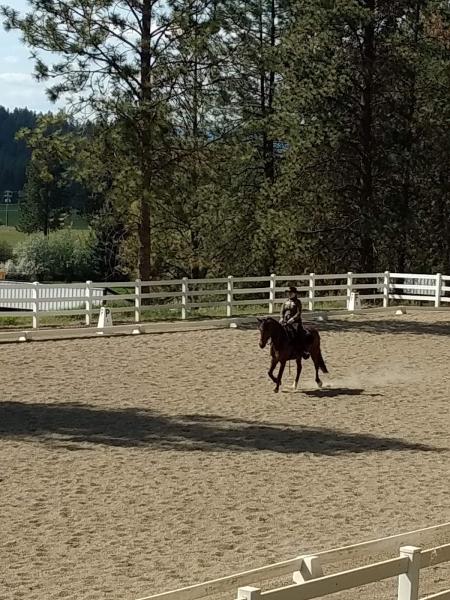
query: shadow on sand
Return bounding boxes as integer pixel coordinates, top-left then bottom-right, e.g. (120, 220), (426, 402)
(0, 401), (444, 455)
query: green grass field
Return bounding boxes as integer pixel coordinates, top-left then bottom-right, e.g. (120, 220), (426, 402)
(0, 205), (19, 228)
(0, 227), (27, 247)
(0, 209), (88, 249)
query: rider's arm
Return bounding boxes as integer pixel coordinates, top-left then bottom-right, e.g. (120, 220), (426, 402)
(280, 303), (287, 323)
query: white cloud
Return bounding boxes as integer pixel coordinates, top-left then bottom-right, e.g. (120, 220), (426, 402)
(2, 55), (21, 65)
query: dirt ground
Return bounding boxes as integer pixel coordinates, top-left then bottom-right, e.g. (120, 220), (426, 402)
(1, 311), (449, 600)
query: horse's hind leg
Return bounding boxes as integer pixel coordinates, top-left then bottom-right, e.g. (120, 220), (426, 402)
(275, 360), (286, 393)
(292, 358), (302, 390)
(311, 347), (323, 388)
(268, 356), (278, 384)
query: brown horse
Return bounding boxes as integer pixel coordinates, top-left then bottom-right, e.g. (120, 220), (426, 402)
(257, 317), (328, 393)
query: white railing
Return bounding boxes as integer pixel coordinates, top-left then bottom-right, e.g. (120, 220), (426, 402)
(0, 271), (448, 329)
(136, 523), (450, 600)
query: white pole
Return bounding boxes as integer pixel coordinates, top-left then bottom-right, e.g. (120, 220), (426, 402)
(383, 271), (390, 308)
(135, 279), (142, 323)
(346, 271), (353, 310)
(85, 280), (93, 326)
(308, 272), (315, 311)
(398, 546), (421, 600)
(227, 275), (233, 318)
(269, 273), (276, 314)
(181, 277), (189, 320)
(435, 273), (442, 308)
(32, 281), (39, 329)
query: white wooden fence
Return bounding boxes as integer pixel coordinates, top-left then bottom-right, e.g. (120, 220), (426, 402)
(137, 522), (450, 600)
(0, 271), (449, 329)
(0, 281), (104, 311)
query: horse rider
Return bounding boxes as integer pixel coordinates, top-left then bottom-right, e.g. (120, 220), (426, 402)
(280, 286), (310, 358)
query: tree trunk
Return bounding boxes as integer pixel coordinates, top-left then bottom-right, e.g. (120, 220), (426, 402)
(191, 13), (201, 280)
(260, 0), (276, 184)
(359, 1), (376, 273)
(44, 190), (49, 237)
(397, 0), (422, 273)
(139, 0), (153, 282)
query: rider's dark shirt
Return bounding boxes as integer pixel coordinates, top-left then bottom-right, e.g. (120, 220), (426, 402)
(280, 297), (303, 325)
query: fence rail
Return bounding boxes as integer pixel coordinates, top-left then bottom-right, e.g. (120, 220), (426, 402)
(136, 523), (450, 600)
(239, 543), (450, 600)
(0, 271), (448, 329)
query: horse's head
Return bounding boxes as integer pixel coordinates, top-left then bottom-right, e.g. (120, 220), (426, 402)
(257, 317), (272, 349)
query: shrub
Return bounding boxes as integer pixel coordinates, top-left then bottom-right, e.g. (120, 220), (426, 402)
(0, 240), (13, 263)
(12, 230), (95, 282)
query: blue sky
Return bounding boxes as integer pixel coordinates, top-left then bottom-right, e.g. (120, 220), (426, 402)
(0, 0), (59, 112)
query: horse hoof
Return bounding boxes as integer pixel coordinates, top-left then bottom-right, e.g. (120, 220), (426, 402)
(274, 387), (279, 394)
(317, 379), (323, 388)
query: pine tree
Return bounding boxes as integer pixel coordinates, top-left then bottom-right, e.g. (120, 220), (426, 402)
(18, 160), (65, 236)
(271, 0), (450, 274)
(1, 1), (209, 279)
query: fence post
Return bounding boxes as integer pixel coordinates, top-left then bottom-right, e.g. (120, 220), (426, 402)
(383, 271), (390, 308)
(435, 273), (442, 308)
(308, 273), (315, 311)
(181, 277), (189, 320)
(227, 275), (234, 318)
(85, 280), (93, 326)
(268, 273), (276, 314)
(398, 546), (421, 600)
(293, 555), (324, 584)
(135, 279), (142, 323)
(32, 281), (39, 329)
(346, 271), (353, 310)
(238, 587), (261, 600)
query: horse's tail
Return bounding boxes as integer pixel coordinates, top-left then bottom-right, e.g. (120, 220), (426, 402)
(318, 350), (328, 374)
(308, 327), (328, 373)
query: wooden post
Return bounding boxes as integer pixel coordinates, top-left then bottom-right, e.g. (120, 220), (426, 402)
(227, 275), (233, 318)
(238, 587), (261, 600)
(435, 273), (442, 308)
(383, 271), (390, 308)
(85, 280), (93, 326)
(269, 273), (276, 314)
(293, 555), (324, 584)
(346, 272), (353, 310)
(398, 546), (421, 600)
(308, 273), (315, 311)
(181, 277), (189, 320)
(135, 279), (142, 323)
(32, 281), (39, 329)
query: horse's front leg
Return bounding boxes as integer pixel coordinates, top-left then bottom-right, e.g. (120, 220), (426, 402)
(292, 357), (302, 390)
(274, 359), (287, 393)
(268, 355), (278, 384)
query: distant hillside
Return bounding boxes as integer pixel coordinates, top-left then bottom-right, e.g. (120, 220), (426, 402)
(0, 106), (37, 198)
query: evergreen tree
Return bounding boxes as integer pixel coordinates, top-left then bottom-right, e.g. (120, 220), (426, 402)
(16, 115), (82, 235)
(271, 0), (450, 274)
